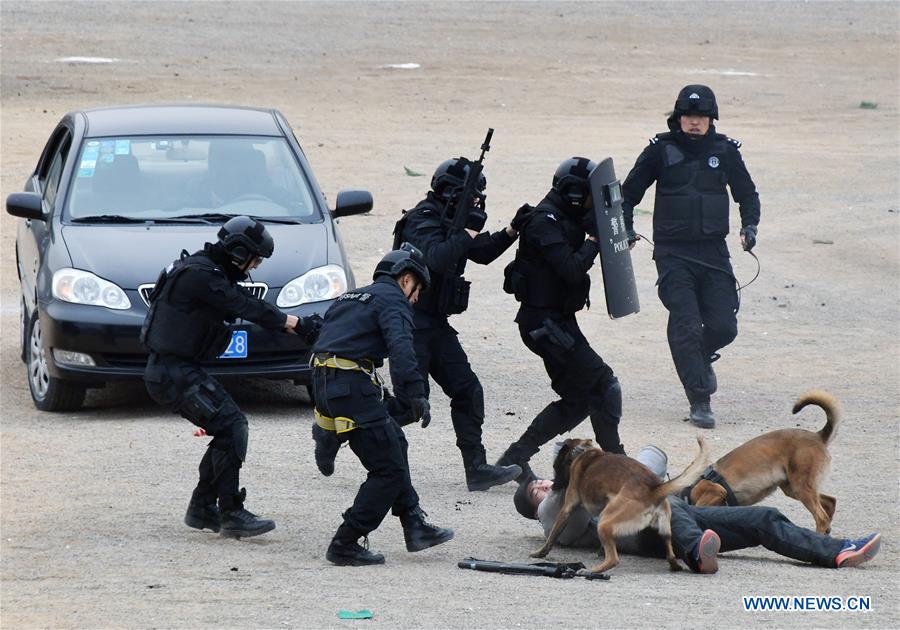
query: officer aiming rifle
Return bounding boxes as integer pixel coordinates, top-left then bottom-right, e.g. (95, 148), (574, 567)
(389, 129), (527, 492)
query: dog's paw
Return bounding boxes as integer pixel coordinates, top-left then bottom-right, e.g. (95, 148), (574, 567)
(668, 561), (684, 572)
(530, 550), (547, 558)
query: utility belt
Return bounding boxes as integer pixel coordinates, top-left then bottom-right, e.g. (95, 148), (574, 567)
(311, 353), (383, 433)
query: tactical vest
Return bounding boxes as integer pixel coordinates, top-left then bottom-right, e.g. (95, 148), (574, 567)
(140, 253), (232, 360)
(652, 133), (731, 242)
(395, 199), (470, 316)
(503, 202), (590, 313)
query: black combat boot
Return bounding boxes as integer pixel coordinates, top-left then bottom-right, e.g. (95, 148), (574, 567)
(326, 522), (385, 566)
(184, 488), (221, 533)
(686, 390), (716, 429)
(496, 404), (566, 482)
(399, 506), (454, 552)
(312, 423), (341, 477)
(463, 451), (522, 492)
(219, 488), (276, 539)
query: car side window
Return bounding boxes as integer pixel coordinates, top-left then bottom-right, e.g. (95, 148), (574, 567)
(40, 130), (73, 210)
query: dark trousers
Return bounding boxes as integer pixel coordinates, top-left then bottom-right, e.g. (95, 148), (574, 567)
(410, 319), (485, 462)
(668, 497), (843, 567)
(144, 354), (248, 507)
(312, 368), (419, 535)
(655, 246), (738, 398)
(514, 308), (623, 454)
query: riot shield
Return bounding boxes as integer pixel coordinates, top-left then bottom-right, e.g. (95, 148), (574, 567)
(589, 157), (640, 319)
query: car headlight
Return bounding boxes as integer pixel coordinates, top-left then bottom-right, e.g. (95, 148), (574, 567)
(276, 264), (347, 307)
(52, 268), (131, 310)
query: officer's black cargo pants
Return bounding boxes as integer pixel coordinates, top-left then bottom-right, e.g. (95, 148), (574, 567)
(514, 308), (623, 454)
(312, 367), (419, 535)
(144, 353), (249, 508)
(655, 242), (738, 399)
(408, 318), (487, 465)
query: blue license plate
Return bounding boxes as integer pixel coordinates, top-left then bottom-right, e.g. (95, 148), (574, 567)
(219, 330), (248, 359)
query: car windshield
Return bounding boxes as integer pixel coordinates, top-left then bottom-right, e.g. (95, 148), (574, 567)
(66, 135), (320, 222)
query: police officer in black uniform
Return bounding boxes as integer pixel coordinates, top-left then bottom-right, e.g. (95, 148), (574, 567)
(621, 85), (760, 429)
(142, 216), (322, 538)
(496, 157), (626, 479)
(311, 244), (454, 566)
(393, 158), (523, 491)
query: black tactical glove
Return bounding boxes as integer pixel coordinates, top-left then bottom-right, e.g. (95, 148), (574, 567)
(740, 225), (758, 252)
(409, 397), (431, 428)
(294, 314), (324, 345)
(465, 208), (488, 232)
(626, 229), (639, 247)
(510, 204), (534, 231)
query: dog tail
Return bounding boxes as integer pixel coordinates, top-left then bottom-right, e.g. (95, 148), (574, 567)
(792, 389), (841, 445)
(653, 436), (710, 501)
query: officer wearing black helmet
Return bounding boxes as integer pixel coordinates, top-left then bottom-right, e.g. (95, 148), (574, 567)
(393, 157), (525, 491)
(621, 85), (761, 429)
(310, 244), (454, 566)
(141, 216), (323, 538)
(497, 157), (626, 479)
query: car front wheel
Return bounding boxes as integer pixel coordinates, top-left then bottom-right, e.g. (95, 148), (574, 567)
(26, 312), (86, 412)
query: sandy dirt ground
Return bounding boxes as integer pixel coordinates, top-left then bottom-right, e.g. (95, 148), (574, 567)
(1, 2), (898, 628)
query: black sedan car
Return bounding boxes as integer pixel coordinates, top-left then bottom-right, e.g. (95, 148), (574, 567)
(8, 104), (372, 411)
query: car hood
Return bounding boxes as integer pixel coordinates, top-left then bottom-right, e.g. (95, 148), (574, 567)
(61, 223), (329, 289)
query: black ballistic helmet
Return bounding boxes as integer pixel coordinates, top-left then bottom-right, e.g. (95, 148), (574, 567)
(217, 216), (275, 266)
(673, 84), (719, 120)
(552, 157), (597, 208)
(373, 242), (431, 291)
(431, 157), (487, 201)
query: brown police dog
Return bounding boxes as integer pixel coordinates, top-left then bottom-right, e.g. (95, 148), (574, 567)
(531, 436), (709, 574)
(688, 389), (840, 534)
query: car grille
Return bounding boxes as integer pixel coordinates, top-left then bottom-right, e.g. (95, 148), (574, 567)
(138, 281), (268, 306)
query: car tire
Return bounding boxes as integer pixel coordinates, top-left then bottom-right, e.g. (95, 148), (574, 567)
(25, 311), (86, 412)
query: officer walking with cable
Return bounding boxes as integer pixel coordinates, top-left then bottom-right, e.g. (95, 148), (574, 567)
(141, 216), (322, 538)
(311, 244), (454, 566)
(496, 157), (626, 480)
(392, 148), (524, 492)
(621, 85), (761, 429)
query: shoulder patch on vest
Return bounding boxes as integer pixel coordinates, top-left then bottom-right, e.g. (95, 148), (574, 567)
(337, 291), (374, 303)
(727, 136), (742, 149)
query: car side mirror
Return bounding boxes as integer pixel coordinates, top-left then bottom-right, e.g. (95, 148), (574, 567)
(333, 189), (373, 218)
(6, 192), (45, 221)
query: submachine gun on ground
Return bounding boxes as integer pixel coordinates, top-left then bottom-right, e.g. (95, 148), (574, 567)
(458, 558), (609, 581)
(440, 128), (493, 230)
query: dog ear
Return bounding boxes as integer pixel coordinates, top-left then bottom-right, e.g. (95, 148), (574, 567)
(691, 480), (728, 506)
(551, 440), (576, 489)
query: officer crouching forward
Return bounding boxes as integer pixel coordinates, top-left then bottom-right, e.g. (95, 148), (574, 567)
(141, 216), (322, 539)
(311, 244), (454, 566)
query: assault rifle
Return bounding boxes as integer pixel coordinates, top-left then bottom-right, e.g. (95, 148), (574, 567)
(441, 128), (493, 229)
(457, 558), (609, 581)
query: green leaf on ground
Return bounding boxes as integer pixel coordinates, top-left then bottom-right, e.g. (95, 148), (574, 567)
(633, 208), (653, 216)
(859, 101), (878, 109)
(812, 239), (834, 245)
(338, 609), (373, 620)
(404, 166), (425, 176)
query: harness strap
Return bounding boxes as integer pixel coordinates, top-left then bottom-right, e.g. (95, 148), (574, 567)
(314, 408), (357, 434)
